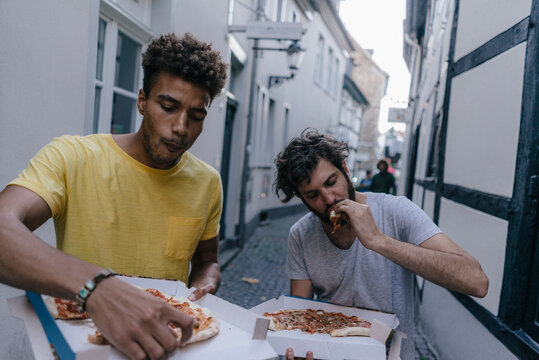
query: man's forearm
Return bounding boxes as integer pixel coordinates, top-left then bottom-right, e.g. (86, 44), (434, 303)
(0, 214), (101, 299)
(372, 234), (488, 297)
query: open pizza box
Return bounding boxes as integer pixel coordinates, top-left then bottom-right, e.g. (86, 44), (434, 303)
(251, 295), (407, 360)
(8, 276), (277, 360)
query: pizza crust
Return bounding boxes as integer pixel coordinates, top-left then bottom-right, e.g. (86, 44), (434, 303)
(43, 296), (59, 318)
(167, 295), (220, 345)
(179, 318), (220, 345)
(330, 326), (370, 337)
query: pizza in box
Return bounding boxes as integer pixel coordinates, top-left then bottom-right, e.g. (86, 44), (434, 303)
(263, 308), (371, 337)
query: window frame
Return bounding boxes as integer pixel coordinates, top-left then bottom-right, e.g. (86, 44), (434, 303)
(93, 14), (145, 135)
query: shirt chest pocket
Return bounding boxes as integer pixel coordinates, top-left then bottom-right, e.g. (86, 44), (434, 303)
(165, 216), (205, 260)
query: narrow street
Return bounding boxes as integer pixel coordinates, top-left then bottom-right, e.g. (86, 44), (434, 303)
(217, 211), (439, 360)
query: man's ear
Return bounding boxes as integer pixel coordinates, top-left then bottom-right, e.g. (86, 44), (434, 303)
(342, 160), (351, 178)
(137, 89), (146, 115)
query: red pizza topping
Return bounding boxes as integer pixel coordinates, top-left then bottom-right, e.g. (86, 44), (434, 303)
(329, 208), (342, 234)
(54, 298), (89, 319)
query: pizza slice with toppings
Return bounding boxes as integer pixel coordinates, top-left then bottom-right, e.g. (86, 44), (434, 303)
(329, 206), (342, 234)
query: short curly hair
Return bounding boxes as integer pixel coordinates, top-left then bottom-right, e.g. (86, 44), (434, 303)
(141, 33), (228, 100)
(274, 128), (349, 202)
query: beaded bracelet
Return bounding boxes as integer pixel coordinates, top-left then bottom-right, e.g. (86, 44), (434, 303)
(76, 268), (116, 312)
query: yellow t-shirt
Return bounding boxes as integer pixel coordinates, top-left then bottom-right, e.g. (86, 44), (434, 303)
(9, 134), (222, 283)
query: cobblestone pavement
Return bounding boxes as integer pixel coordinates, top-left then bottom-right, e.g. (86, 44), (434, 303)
(217, 212), (305, 309)
(217, 211), (439, 360)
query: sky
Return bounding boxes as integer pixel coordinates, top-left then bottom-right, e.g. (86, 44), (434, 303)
(338, 0), (410, 132)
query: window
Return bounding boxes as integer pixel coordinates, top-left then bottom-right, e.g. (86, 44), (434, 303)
(333, 57), (340, 97)
(282, 106), (290, 149)
(326, 47), (334, 92)
(314, 34), (325, 85)
(228, 0), (235, 25)
(251, 84), (269, 166)
(265, 0), (278, 21)
(277, 0), (287, 22)
(93, 17), (143, 134)
(264, 99), (276, 164)
(291, 8), (300, 23)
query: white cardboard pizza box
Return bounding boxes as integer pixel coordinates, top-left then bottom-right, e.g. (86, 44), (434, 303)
(250, 295), (406, 360)
(8, 276), (277, 360)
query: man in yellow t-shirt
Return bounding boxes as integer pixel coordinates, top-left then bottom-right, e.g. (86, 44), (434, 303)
(0, 33), (228, 359)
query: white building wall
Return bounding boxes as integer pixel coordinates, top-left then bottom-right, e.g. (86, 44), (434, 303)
(0, 1), (95, 358)
(438, 199), (508, 315)
(406, 0), (534, 358)
(423, 189), (436, 219)
(454, 0), (532, 60)
(419, 283), (518, 360)
(444, 43), (525, 197)
(173, 0), (230, 170)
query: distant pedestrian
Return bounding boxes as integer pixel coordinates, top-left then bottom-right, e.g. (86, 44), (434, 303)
(370, 159), (395, 194)
(356, 169), (372, 192)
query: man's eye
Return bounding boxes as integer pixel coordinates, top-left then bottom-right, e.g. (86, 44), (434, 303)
(190, 114), (205, 121)
(161, 104), (175, 112)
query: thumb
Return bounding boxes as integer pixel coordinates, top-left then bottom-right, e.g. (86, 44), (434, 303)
(188, 288), (201, 301)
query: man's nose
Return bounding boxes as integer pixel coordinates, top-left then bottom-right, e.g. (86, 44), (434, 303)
(172, 112), (188, 135)
(320, 189), (335, 206)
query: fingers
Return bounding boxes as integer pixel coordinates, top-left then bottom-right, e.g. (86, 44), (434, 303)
(163, 305), (194, 346)
(87, 280), (189, 359)
(285, 347), (314, 360)
(187, 284), (214, 301)
(286, 347), (295, 360)
(133, 328), (171, 360)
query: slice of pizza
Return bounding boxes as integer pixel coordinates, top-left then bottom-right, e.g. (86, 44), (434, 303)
(329, 207), (342, 234)
(44, 287), (219, 346)
(263, 308), (371, 337)
(44, 296), (89, 320)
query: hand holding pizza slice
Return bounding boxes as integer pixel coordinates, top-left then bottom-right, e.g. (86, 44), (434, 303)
(44, 285), (219, 352)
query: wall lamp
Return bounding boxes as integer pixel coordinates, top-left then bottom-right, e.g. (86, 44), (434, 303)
(254, 41), (306, 88)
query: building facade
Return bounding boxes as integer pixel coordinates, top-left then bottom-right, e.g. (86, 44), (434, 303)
(401, 0), (538, 358)
(348, 41), (389, 175)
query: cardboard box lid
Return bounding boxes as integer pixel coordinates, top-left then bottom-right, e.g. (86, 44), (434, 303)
(9, 276), (277, 360)
(250, 295), (406, 360)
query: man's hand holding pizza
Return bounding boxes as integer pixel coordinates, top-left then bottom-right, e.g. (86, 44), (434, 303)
(85, 277), (194, 360)
(330, 199), (386, 251)
(188, 235), (221, 301)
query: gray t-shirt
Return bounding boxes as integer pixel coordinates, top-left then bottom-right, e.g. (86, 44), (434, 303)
(287, 193), (441, 360)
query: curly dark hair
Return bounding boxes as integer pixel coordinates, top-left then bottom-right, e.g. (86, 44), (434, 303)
(141, 33), (228, 100)
(274, 128), (349, 202)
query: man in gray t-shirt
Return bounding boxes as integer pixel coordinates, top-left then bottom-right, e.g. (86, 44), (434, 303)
(274, 129), (489, 360)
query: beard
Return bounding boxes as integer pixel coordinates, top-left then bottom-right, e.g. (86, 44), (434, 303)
(142, 128), (184, 169)
(301, 172), (356, 225)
